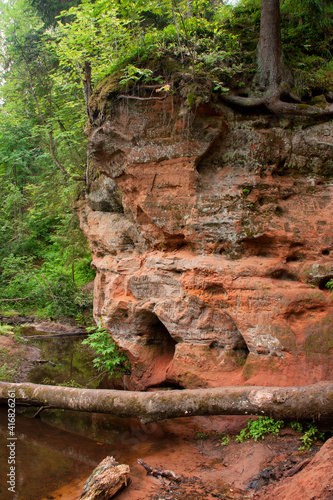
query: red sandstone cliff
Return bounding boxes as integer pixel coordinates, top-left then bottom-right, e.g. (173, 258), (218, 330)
(79, 94), (333, 390)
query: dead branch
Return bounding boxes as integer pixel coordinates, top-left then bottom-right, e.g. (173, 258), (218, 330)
(0, 297), (30, 302)
(284, 458), (311, 478)
(137, 459), (181, 482)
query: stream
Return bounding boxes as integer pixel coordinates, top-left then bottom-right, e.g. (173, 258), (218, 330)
(1, 405), (219, 500)
(2, 326), (325, 500)
(0, 326), (236, 500)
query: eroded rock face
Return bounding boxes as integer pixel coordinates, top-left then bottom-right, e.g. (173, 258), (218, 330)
(79, 95), (333, 389)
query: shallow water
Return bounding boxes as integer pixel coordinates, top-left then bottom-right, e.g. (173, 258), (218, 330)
(0, 404), (217, 500)
(0, 327), (239, 499)
(0, 406), (112, 500)
(21, 326), (98, 387)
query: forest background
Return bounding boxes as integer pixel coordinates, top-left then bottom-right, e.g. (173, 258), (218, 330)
(0, 0), (332, 323)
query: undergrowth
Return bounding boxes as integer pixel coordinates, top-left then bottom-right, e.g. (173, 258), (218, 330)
(219, 416), (327, 451)
(82, 322), (131, 379)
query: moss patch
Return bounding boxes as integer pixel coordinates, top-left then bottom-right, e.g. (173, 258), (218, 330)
(303, 313), (333, 356)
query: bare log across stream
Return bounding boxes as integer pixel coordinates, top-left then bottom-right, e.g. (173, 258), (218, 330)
(1, 381), (332, 423)
(25, 332), (88, 340)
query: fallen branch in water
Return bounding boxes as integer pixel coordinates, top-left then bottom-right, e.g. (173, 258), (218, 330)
(0, 381), (332, 423)
(137, 459), (181, 482)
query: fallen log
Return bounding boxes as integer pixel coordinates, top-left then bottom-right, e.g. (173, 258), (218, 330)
(0, 381), (332, 423)
(26, 332), (88, 339)
(80, 456), (130, 500)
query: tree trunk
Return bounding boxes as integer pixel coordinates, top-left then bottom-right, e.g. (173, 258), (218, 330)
(1, 382), (332, 423)
(258, 0), (288, 87)
(84, 61), (93, 124)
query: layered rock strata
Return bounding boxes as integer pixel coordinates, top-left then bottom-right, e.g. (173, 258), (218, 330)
(79, 95), (333, 389)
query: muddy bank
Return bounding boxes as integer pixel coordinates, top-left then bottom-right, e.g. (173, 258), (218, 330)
(40, 413), (329, 500)
(0, 334), (40, 383)
(0, 314), (87, 333)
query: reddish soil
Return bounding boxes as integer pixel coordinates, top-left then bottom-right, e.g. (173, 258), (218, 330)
(43, 416), (330, 500)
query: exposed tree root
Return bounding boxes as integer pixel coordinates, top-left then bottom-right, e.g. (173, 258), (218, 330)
(222, 85), (333, 118)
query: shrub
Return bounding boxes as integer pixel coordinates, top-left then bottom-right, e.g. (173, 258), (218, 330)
(235, 416), (284, 443)
(82, 322), (131, 378)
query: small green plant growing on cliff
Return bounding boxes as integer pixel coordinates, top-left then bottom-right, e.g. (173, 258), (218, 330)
(196, 432), (210, 440)
(235, 417), (284, 443)
(119, 65), (155, 87)
(82, 322), (131, 379)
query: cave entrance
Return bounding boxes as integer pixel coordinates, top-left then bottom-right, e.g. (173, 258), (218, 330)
(136, 311), (177, 359)
(318, 276), (333, 291)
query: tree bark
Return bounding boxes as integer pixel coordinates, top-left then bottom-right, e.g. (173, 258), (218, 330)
(1, 382), (332, 423)
(83, 61), (93, 124)
(220, 0), (333, 117)
(80, 456), (130, 500)
(258, 0), (288, 87)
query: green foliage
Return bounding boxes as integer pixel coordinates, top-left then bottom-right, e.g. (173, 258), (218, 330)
(119, 65), (163, 87)
(82, 322), (131, 378)
(220, 435), (231, 446)
(0, 323), (15, 336)
(0, 0), (93, 320)
(235, 417), (284, 443)
(30, 0), (81, 27)
(290, 421), (303, 433)
(195, 431), (210, 439)
(0, 363), (17, 382)
(233, 418), (325, 450)
(299, 423), (325, 450)
(42, 377), (85, 388)
(0, 252), (94, 319)
(326, 279), (333, 290)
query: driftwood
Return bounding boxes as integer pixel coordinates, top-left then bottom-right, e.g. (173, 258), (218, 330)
(0, 381), (332, 423)
(137, 459), (181, 482)
(80, 456), (130, 500)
